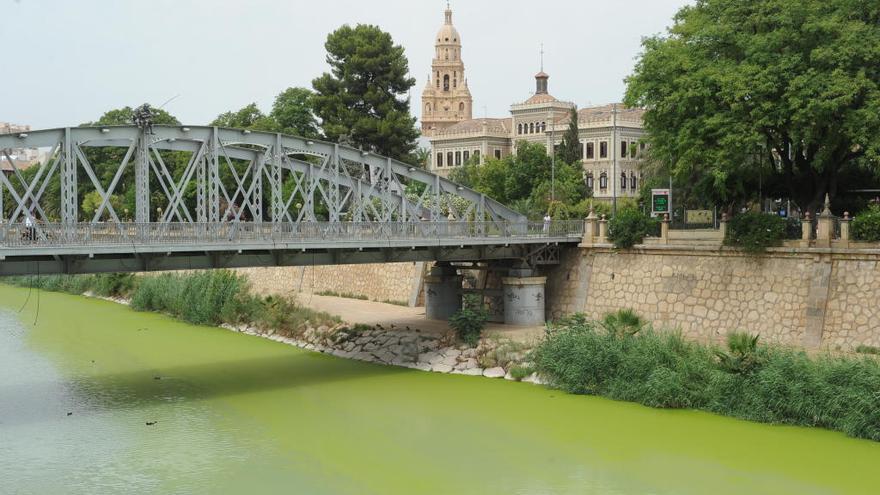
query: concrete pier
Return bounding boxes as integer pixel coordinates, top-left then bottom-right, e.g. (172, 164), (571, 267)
(502, 265), (547, 326)
(424, 264), (462, 320)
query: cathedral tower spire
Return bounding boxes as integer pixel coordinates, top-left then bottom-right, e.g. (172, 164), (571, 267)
(420, 3), (473, 137)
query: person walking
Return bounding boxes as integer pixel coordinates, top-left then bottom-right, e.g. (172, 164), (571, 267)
(543, 212), (552, 235)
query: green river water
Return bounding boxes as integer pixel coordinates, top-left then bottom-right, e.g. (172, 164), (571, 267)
(1, 285), (879, 495)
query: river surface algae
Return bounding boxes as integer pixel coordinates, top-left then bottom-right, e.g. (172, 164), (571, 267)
(1, 285), (878, 495)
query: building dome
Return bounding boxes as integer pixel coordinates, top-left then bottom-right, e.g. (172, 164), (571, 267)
(435, 8), (460, 44)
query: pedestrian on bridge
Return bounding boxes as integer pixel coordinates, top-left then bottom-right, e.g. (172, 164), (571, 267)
(543, 212), (552, 235)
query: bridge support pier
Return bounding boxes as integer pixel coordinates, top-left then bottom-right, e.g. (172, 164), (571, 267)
(502, 264), (547, 326)
(425, 263), (462, 320)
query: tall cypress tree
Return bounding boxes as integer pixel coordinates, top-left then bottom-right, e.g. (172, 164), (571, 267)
(558, 107), (582, 165)
(312, 24), (420, 161)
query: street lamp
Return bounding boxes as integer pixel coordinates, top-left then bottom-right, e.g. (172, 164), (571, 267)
(548, 110), (555, 207)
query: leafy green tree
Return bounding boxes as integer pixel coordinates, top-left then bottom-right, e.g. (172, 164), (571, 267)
(83, 106), (180, 127)
(558, 107), (582, 166)
(625, 0), (880, 213)
(211, 103), (278, 131)
(312, 24), (420, 161)
(270, 87), (319, 138)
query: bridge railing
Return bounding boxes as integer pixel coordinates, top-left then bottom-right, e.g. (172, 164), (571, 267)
(0, 221), (584, 249)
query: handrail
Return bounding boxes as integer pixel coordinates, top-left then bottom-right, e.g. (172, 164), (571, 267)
(0, 220), (584, 249)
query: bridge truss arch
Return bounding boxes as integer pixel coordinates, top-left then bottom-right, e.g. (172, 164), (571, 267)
(0, 125), (525, 231)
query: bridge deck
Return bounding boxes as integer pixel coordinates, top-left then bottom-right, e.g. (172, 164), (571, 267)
(0, 221), (583, 275)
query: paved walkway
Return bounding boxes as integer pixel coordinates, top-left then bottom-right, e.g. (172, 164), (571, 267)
(293, 293), (545, 343)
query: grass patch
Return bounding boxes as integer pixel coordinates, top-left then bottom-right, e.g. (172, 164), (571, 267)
(315, 290), (369, 300)
(533, 311), (880, 441)
(856, 344), (880, 355)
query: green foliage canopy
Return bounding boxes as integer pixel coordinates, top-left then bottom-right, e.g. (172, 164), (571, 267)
(312, 24), (420, 161)
(625, 0), (880, 212)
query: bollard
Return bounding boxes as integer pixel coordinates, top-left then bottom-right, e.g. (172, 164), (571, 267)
(581, 206), (598, 247)
(816, 194), (834, 248)
(660, 213), (669, 245)
(839, 211), (851, 248)
(719, 212), (728, 242)
(801, 212), (813, 247)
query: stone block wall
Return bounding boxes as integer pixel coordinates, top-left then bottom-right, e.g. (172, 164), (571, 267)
(545, 246), (880, 351)
(235, 262), (425, 306)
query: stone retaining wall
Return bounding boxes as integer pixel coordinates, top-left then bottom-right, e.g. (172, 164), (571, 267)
(546, 246), (880, 351)
(234, 262), (425, 306)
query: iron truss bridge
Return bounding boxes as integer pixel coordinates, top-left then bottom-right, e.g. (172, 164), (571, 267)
(0, 125), (583, 275)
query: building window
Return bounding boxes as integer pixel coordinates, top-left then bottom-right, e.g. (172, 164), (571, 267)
(586, 173), (594, 190)
(630, 173), (637, 190)
(541, 121), (546, 132)
(494, 149), (502, 159)
(585, 142), (594, 159)
(621, 173), (628, 190)
(443, 74), (450, 91)
(459, 102), (464, 112)
(447, 152), (453, 167)
(529, 122), (535, 134)
(600, 141), (608, 158)
(463, 150), (470, 162)
(455, 151), (461, 166)
(436, 153), (443, 167)
(599, 173), (608, 190)
(621, 141), (628, 158)
(474, 149), (480, 159)
(518, 123), (523, 134)
(425, 103), (431, 113)
(630, 142), (637, 158)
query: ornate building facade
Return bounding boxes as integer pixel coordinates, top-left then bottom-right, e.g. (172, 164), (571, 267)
(421, 7), (647, 202)
(420, 6), (472, 137)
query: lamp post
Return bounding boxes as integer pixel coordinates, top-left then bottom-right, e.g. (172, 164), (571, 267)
(548, 109), (555, 206)
(612, 103), (618, 217)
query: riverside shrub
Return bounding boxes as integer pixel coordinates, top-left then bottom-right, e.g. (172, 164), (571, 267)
(449, 294), (489, 346)
(608, 208), (658, 249)
(533, 313), (880, 441)
(852, 205), (880, 241)
(4, 270), (337, 332)
(723, 212), (786, 252)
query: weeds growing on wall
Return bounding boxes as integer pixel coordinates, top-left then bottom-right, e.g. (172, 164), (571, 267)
(532, 311), (880, 441)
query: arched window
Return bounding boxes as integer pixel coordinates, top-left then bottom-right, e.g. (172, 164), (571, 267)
(443, 74), (450, 91)
(459, 102), (464, 112)
(517, 123), (523, 134)
(621, 173), (628, 190)
(425, 103), (431, 113)
(529, 123), (535, 134)
(541, 121), (546, 132)
(599, 173), (608, 190)
(586, 173), (594, 190)
(630, 173), (637, 190)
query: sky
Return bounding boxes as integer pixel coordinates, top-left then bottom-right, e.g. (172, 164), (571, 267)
(2, 0), (690, 130)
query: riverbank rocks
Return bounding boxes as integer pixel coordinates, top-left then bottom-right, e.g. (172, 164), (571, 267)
(88, 293), (544, 386)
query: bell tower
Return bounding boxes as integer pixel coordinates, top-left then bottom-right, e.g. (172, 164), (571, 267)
(420, 4), (473, 136)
